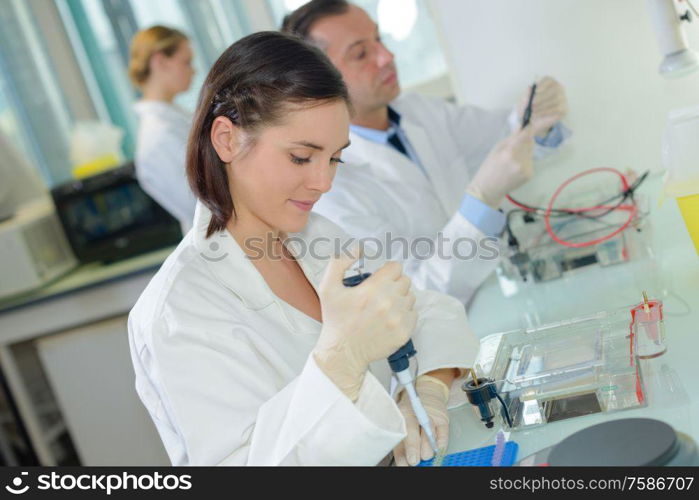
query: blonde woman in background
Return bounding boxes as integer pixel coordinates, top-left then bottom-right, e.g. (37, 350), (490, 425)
(129, 25), (197, 231)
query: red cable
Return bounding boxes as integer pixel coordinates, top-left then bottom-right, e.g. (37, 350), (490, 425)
(506, 194), (537, 212)
(543, 168), (638, 248)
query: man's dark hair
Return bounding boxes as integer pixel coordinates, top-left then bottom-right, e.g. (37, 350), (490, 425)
(186, 31), (349, 237)
(281, 0), (350, 41)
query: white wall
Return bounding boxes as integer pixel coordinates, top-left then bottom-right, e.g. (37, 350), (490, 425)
(431, 0), (699, 196)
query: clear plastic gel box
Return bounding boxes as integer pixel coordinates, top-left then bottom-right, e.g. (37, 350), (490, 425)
(474, 308), (647, 430)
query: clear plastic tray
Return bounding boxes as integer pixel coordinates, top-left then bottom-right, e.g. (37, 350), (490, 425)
(475, 307), (647, 430)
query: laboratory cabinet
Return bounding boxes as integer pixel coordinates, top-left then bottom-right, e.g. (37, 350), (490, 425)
(36, 315), (169, 465)
(0, 248), (172, 465)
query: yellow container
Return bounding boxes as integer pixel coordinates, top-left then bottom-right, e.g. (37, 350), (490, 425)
(677, 193), (699, 255)
(72, 153), (121, 179)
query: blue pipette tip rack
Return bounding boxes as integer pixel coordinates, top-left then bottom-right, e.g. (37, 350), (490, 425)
(418, 441), (519, 467)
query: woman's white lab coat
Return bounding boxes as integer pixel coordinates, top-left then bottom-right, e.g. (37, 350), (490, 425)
(314, 93), (562, 306)
(133, 101), (196, 231)
(128, 201), (479, 466)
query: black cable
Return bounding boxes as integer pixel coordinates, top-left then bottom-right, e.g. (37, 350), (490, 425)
(495, 393), (513, 428)
(505, 171), (649, 249)
(508, 171), (649, 215)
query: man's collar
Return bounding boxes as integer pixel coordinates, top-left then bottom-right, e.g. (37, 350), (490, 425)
(349, 106), (402, 143)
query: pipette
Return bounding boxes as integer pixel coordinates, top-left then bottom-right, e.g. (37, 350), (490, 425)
(343, 261), (439, 454)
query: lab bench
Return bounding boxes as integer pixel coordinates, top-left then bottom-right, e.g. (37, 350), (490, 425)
(0, 175), (695, 466)
(0, 247), (174, 466)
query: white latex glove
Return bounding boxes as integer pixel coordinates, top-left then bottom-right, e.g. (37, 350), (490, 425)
(466, 125), (535, 209)
(516, 76), (568, 139)
(313, 247), (418, 402)
(393, 375), (451, 466)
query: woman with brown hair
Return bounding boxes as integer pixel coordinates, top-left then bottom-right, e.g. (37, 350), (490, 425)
(128, 32), (477, 466)
(129, 25), (196, 230)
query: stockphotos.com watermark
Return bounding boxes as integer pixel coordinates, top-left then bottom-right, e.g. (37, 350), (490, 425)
(200, 232), (501, 262)
(4, 470), (192, 496)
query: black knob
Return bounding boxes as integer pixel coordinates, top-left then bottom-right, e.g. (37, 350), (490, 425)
(680, 10), (692, 22)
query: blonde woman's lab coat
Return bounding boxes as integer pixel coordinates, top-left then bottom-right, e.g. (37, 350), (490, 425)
(133, 101), (196, 231)
(313, 93), (564, 306)
(128, 201), (479, 466)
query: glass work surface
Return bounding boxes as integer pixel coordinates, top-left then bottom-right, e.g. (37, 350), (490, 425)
(480, 308), (646, 430)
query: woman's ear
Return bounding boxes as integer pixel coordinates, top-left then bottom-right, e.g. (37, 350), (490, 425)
(210, 116), (241, 164)
(149, 51), (166, 74)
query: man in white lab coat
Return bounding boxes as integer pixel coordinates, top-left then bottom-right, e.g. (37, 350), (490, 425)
(282, 0), (569, 305)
